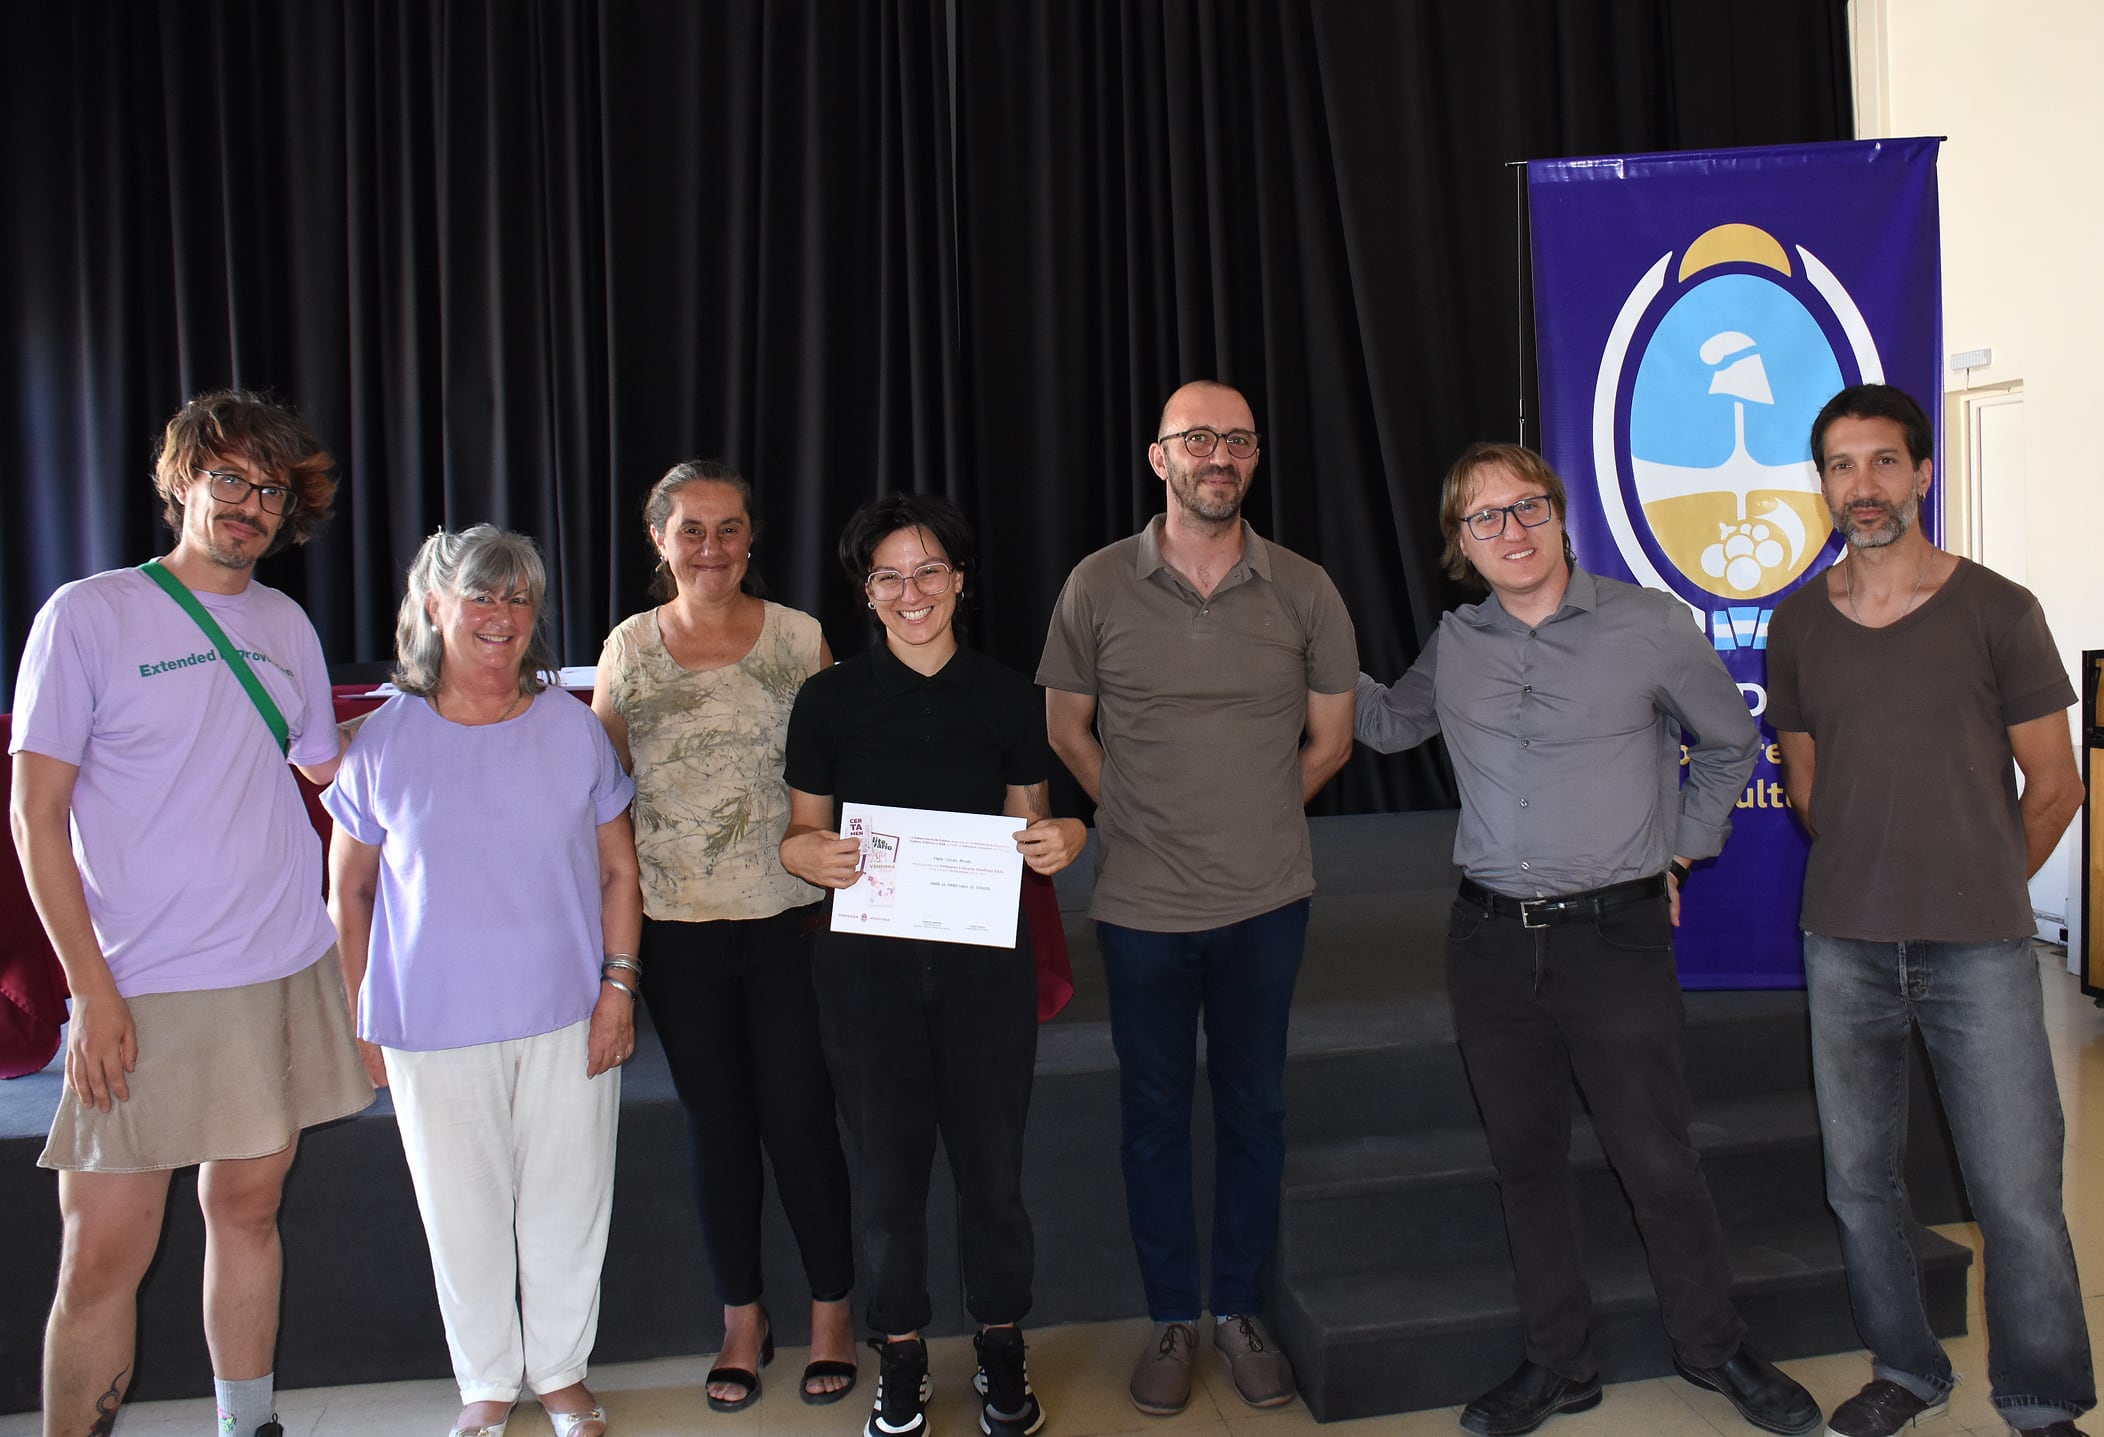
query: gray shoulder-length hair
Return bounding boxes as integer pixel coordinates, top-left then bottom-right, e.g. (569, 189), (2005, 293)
(393, 525), (560, 697)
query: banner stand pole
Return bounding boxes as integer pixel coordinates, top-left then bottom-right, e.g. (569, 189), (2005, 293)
(1510, 159), (1528, 444)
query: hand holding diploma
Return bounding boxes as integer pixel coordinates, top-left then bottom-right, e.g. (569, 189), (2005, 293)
(782, 825), (864, 889)
(1014, 816), (1086, 875)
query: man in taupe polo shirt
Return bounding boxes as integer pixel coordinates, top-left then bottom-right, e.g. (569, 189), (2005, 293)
(1038, 379), (1356, 1416)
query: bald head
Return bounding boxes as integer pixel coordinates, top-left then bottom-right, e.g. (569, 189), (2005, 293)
(1157, 380), (1253, 439)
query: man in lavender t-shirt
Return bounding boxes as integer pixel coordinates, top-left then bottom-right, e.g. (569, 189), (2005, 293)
(9, 391), (371, 1437)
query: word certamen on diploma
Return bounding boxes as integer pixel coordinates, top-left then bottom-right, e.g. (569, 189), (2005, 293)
(830, 801), (1026, 949)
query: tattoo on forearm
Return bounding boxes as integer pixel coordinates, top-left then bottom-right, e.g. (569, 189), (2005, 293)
(87, 1365), (128, 1437)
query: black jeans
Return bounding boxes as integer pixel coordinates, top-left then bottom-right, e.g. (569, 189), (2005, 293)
(641, 905), (855, 1308)
(1445, 890), (1744, 1376)
(812, 928), (1038, 1336)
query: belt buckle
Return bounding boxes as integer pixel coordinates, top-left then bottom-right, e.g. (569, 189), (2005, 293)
(1520, 897), (1554, 929)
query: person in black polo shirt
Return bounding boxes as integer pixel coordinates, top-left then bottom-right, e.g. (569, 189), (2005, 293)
(782, 493), (1086, 1437)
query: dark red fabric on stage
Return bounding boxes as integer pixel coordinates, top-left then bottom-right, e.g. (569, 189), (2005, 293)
(0, 715), (69, 1078)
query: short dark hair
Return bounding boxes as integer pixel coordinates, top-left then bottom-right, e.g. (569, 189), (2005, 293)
(836, 492), (977, 630)
(641, 459), (763, 600)
(1437, 442), (1576, 585)
(152, 390), (338, 555)
(1809, 384), (1933, 471)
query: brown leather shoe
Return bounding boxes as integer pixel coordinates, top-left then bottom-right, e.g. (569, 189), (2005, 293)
(1129, 1322), (1199, 1416)
(1213, 1314), (1296, 1409)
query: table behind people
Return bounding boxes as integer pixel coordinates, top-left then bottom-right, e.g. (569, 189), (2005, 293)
(324, 523), (639, 1437)
(590, 459), (859, 1412)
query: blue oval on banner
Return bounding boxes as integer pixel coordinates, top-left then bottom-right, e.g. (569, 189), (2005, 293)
(1627, 273), (1843, 601)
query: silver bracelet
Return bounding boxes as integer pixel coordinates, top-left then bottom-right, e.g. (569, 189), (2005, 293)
(601, 956), (643, 980)
(601, 975), (639, 1001)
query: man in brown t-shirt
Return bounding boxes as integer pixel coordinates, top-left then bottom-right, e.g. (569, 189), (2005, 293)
(1766, 383), (2092, 1437)
(1038, 380), (1356, 1417)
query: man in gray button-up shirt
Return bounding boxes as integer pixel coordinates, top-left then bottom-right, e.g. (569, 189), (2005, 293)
(1356, 443), (1817, 1437)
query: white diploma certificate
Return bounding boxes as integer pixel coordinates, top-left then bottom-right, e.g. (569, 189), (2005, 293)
(829, 802), (1025, 949)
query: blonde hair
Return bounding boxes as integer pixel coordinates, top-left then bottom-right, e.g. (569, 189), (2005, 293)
(1437, 443), (1576, 585)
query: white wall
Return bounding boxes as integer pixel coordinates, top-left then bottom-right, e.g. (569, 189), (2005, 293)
(1856, 0), (2104, 954)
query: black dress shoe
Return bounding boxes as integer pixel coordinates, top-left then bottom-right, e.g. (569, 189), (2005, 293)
(1673, 1346), (1821, 1435)
(1460, 1359), (1603, 1437)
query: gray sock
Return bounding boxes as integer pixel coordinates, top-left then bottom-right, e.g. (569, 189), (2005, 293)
(214, 1373), (275, 1437)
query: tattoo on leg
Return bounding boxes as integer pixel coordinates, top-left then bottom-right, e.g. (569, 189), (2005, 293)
(87, 1365), (128, 1437)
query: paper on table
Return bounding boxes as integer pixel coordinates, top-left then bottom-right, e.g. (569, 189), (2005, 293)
(829, 801), (1025, 949)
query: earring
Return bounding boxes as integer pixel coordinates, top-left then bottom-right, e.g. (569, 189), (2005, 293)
(866, 600), (876, 610)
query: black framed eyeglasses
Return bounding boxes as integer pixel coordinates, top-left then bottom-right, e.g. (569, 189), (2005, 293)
(199, 469), (297, 517)
(1463, 495), (1555, 541)
(867, 561), (955, 602)
(1158, 427), (1261, 460)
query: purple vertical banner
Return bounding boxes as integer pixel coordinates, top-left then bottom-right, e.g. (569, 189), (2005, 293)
(1528, 139), (1942, 988)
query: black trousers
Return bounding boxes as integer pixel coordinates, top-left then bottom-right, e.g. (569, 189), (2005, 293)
(1445, 890), (1745, 1376)
(640, 905), (855, 1308)
(812, 928), (1038, 1336)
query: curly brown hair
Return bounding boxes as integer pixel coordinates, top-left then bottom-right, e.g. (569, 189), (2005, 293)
(152, 390), (338, 555)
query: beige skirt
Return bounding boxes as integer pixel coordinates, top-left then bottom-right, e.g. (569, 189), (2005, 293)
(40, 947), (375, 1173)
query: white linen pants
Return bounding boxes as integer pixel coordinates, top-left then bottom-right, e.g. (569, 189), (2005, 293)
(385, 1019), (619, 1403)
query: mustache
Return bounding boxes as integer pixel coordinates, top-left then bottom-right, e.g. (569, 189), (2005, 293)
(1832, 494), (1918, 549)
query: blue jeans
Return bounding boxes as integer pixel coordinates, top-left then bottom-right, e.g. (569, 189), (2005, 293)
(1098, 900), (1310, 1321)
(1805, 932), (2094, 1427)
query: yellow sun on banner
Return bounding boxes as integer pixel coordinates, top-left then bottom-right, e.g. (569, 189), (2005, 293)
(1677, 223), (1793, 282)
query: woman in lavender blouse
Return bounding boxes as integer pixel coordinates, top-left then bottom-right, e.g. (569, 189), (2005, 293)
(325, 526), (641, 1437)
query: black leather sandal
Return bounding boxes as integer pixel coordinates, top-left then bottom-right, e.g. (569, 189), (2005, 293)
(799, 1357), (859, 1406)
(705, 1326), (775, 1413)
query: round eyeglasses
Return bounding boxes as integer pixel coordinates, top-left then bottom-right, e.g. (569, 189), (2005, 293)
(1463, 495), (1554, 541)
(1158, 427), (1261, 460)
(199, 469), (297, 517)
(867, 561), (955, 602)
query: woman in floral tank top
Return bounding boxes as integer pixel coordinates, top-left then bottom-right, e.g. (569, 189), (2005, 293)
(592, 462), (857, 1412)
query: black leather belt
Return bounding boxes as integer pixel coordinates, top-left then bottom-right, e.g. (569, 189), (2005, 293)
(1457, 874), (1666, 929)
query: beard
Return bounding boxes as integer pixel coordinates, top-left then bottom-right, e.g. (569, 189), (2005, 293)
(199, 512), (274, 568)
(1168, 458), (1247, 525)
(1832, 493), (1920, 549)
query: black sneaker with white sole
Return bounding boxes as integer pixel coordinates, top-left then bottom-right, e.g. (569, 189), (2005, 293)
(973, 1325), (1047, 1437)
(1824, 1378), (1949, 1437)
(868, 1337), (932, 1437)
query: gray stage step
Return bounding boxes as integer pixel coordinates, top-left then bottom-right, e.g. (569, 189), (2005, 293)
(1277, 1090), (1836, 1277)
(0, 814), (1977, 1416)
(1265, 1000), (1975, 1423)
(1273, 1216), (1973, 1422)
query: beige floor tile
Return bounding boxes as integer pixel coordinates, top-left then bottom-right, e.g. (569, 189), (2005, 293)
(308, 1385), (466, 1437)
(1036, 1318), (1232, 1436)
(1577, 1377), (1731, 1436)
(1223, 1402), (1459, 1437)
(1775, 1347), (1878, 1414)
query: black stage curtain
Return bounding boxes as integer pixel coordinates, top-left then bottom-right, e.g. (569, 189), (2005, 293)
(0, 0), (1850, 815)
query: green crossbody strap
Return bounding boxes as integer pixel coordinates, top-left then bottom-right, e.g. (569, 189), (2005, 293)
(138, 558), (292, 756)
